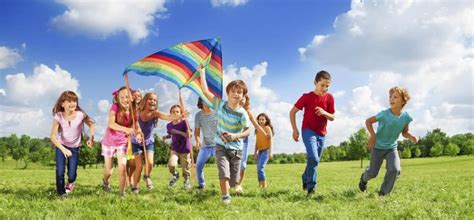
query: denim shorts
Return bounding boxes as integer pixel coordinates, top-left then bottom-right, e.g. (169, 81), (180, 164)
(132, 143), (154, 154)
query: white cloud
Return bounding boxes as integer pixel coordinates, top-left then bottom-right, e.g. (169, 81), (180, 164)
(51, 0), (167, 44)
(97, 99), (111, 113)
(3, 64), (79, 106)
(300, 0), (474, 145)
(0, 46), (22, 69)
(0, 105), (49, 138)
(211, 0), (249, 8)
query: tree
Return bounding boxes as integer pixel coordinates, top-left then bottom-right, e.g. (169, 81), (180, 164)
(444, 143), (460, 156)
(464, 139), (474, 155)
(0, 138), (7, 162)
(421, 129), (449, 157)
(413, 147), (422, 158)
(430, 143), (443, 157)
(348, 128), (369, 168)
(450, 133), (474, 155)
(401, 147), (411, 159)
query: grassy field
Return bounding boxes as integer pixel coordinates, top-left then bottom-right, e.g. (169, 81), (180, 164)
(0, 156), (473, 219)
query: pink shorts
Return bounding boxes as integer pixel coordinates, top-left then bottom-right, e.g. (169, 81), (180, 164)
(101, 145), (127, 158)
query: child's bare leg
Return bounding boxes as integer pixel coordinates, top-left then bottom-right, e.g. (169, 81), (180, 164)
(133, 154), (143, 188)
(103, 157), (114, 184)
(117, 155), (127, 194)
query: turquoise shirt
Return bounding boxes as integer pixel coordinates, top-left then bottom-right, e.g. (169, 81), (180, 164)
(212, 97), (249, 150)
(375, 108), (413, 150)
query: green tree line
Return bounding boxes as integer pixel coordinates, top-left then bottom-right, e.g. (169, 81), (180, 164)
(0, 128), (472, 169)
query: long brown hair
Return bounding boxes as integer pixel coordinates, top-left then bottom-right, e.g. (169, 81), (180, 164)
(52, 90), (94, 133)
(255, 113), (274, 136)
(113, 87), (132, 127)
(138, 92), (158, 128)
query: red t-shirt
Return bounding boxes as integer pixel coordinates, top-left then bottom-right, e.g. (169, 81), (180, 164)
(294, 92), (335, 136)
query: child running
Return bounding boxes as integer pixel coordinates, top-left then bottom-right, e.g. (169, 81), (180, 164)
(101, 87), (141, 196)
(163, 104), (192, 190)
(131, 92), (183, 193)
(194, 98), (217, 191)
(199, 65), (250, 205)
(253, 113), (274, 189)
(50, 91), (95, 197)
(359, 86), (417, 196)
(289, 70), (335, 196)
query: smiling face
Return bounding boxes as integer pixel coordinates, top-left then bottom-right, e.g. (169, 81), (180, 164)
(133, 91), (142, 104)
(257, 115), (267, 126)
(228, 86), (244, 106)
(146, 94), (158, 111)
(117, 89), (131, 109)
(61, 99), (77, 113)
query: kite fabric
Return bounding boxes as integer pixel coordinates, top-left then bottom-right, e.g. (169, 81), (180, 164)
(123, 38), (223, 106)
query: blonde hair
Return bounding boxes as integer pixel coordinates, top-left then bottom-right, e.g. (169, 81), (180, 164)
(389, 86), (410, 107)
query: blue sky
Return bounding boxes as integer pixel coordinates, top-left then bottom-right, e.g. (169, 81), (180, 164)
(1, 0), (472, 153)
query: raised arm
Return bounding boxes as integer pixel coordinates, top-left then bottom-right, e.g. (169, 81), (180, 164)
(289, 106), (300, 142)
(247, 110), (269, 138)
(198, 66), (215, 103)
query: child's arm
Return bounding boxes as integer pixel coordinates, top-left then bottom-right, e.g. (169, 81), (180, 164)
(315, 107), (335, 121)
(85, 120), (95, 148)
(402, 123), (417, 143)
(265, 126), (273, 159)
(50, 120), (72, 157)
(170, 128), (189, 138)
(194, 127), (201, 149)
(108, 111), (134, 135)
(225, 127), (250, 142)
(154, 111), (184, 121)
(289, 106), (300, 142)
(246, 109), (269, 139)
(198, 65), (215, 103)
(365, 116), (377, 150)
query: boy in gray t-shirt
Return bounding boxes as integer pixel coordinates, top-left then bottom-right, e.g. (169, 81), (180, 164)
(194, 98), (218, 190)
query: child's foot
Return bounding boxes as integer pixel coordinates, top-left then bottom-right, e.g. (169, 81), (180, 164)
(378, 191), (386, 196)
(168, 172), (179, 187)
(235, 185), (243, 196)
(222, 195), (232, 205)
(306, 188), (315, 197)
(102, 179), (111, 192)
(358, 174), (367, 192)
(131, 187), (139, 195)
(302, 178), (307, 191)
(65, 182), (75, 194)
(183, 179), (191, 190)
(143, 175), (154, 190)
(197, 185), (205, 192)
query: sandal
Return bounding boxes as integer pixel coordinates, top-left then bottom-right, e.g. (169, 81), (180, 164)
(143, 175), (154, 190)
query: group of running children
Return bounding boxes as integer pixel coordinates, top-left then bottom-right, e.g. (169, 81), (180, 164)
(50, 66), (417, 204)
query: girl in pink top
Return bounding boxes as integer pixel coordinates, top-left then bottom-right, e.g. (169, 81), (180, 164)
(50, 91), (95, 197)
(101, 86), (142, 196)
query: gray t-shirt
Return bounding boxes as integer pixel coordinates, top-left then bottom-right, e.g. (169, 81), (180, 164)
(194, 111), (217, 147)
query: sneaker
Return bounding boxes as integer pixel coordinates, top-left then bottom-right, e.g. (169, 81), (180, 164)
(235, 185), (243, 196)
(222, 195), (232, 205)
(307, 188), (315, 197)
(183, 179), (191, 189)
(197, 185), (205, 192)
(65, 183), (75, 194)
(143, 175), (154, 190)
(358, 174), (367, 192)
(378, 191), (386, 196)
(168, 172), (179, 187)
(131, 187), (139, 194)
(102, 179), (111, 192)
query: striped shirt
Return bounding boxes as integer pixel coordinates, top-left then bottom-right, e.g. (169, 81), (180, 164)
(212, 97), (249, 150)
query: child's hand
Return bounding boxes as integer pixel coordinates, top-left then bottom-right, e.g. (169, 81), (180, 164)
(181, 110), (190, 118)
(409, 135), (418, 144)
(269, 153), (273, 159)
(86, 138), (93, 148)
(197, 65), (205, 75)
(368, 135), (375, 150)
(224, 133), (237, 142)
(136, 133), (143, 144)
(253, 153), (258, 160)
(62, 148), (72, 157)
(125, 128), (135, 135)
(315, 107), (327, 116)
(292, 129), (299, 142)
(195, 142), (201, 150)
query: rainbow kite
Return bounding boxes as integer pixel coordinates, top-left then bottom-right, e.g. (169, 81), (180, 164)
(123, 38), (223, 106)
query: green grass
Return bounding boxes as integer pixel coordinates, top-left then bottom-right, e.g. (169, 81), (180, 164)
(0, 156), (473, 219)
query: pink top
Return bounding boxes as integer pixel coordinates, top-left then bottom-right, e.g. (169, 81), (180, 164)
(101, 103), (131, 147)
(54, 111), (85, 148)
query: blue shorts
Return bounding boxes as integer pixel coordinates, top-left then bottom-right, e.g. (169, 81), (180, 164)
(132, 143), (154, 154)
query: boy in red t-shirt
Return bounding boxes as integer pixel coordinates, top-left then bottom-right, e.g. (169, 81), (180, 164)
(289, 70), (335, 196)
